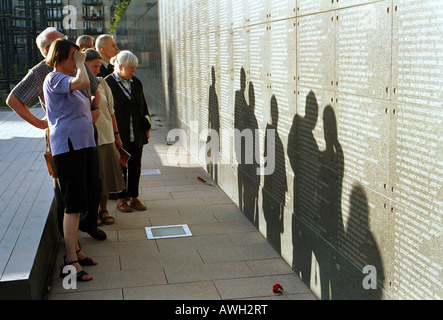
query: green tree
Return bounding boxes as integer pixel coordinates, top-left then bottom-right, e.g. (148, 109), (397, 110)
(108, 0), (132, 35)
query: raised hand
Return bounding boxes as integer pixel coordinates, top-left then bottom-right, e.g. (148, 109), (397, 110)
(73, 49), (86, 66)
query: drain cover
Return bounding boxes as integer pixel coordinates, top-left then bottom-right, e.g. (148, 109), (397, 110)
(145, 224), (192, 239)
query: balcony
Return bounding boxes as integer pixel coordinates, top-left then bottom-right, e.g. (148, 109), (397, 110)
(83, 27), (105, 35)
(47, 15), (64, 21)
(82, 14), (104, 21)
(82, 0), (103, 5)
(45, 0), (63, 5)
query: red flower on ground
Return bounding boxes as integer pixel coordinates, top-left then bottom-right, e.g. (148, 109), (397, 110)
(273, 284), (286, 295)
(197, 176), (218, 188)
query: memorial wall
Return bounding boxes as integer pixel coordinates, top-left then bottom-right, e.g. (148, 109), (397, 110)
(113, 0), (164, 116)
(122, 0), (441, 299)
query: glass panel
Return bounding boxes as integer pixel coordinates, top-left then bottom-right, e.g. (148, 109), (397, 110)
(151, 226), (187, 237)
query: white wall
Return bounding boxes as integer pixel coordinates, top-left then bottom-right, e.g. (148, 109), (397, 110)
(158, 0), (442, 300)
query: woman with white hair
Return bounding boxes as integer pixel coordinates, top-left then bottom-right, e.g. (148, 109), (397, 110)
(105, 50), (151, 213)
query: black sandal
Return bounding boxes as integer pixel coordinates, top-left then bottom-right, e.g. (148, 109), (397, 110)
(76, 249), (97, 266)
(60, 260), (92, 282)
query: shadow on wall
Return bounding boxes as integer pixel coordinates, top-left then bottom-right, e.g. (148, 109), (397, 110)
(167, 51), (178, 130)
(262, 94), (287, 254)
(163, 64), (389, 299)
(207, 66), (220, 183)
(234, 67), (261, 228)
(199, 67), (386, 299)
(288, 91), (385, 299)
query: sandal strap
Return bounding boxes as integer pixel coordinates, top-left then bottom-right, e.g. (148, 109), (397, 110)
(76, 270), (92, 282)
(79, 256), (96, 266)
(75, 249), (97, 266)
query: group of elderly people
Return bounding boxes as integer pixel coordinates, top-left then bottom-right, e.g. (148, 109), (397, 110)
(6, 28), (151, 282)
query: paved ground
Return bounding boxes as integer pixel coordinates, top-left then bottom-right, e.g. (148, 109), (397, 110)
(47, 114), (317, 300)
(0, 107), (54, 290)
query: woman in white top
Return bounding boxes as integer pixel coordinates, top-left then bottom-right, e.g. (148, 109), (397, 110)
(84, 49), (125, 225)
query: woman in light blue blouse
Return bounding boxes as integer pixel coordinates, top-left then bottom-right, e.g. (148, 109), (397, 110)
(44, 38), (97, 282)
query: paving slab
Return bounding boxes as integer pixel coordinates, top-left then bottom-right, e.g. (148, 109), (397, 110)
(47, 115), (317, 300)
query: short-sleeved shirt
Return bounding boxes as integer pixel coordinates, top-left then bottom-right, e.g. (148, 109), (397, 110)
(11, 60), (100, 109)
(43, 72), (96, 156)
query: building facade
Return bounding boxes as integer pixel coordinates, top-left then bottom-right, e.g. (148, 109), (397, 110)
(0, 0), (47, 93)
(46, 0), (118, 41)
(1, 0), (122, 96)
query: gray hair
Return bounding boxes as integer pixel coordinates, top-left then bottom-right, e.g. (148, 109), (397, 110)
(111, 50), (138, 68)
(95, 34), (114, 52)
(76, 35), (94, 47)
(84, 48), (102, 62)
(36, 27), (60, 57)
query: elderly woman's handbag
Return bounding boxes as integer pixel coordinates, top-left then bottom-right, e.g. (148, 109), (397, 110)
(44, 129), (58, 178)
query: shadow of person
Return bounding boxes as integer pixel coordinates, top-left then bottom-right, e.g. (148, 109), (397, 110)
(262, 94), (287, 254)
(337, 184), (385, 299)
(289, 90), (320, 285)
(242, 80), (260, 226)
(167, 52), (178, 129)
(318, 105), (344, 244)
(207, 66), (220, 182)
(314, 105), (345, 299)
(234, 68), (248, 211)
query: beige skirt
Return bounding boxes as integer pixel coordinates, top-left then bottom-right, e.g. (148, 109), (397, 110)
(97, 143), (125, 196)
